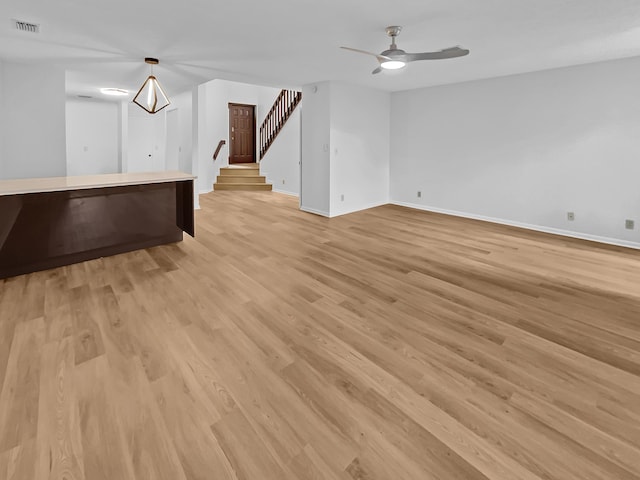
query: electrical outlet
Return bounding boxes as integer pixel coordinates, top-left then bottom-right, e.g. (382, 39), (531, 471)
(625, 219), (635, 230)
(567, 212), (575, 221)
(340, 194), (344, 201)
(417, 191), (422, 198)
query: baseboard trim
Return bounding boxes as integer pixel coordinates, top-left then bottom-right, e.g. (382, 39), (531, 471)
(272, 188), (299, 197)
(301, 201), (388, 218)
(391, 201), (640, 250)
(329, 201), (389, 218)
(300, 206), (330, 217)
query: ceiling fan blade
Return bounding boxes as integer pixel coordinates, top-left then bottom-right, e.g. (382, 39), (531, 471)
(404, 46), (470, 62)
(341, 46), (391, 63)
(372, 66), (382, 75)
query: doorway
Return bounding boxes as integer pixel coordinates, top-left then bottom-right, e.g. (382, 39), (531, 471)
(228, 103), (256, 164)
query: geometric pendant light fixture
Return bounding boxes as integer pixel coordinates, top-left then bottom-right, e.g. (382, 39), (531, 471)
(132, 57), (170, 114)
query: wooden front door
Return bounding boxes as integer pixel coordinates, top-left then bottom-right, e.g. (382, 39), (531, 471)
(228, 103), (255, 164)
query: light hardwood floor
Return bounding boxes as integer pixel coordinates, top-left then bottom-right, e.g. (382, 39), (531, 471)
(1, 191), (640, 480)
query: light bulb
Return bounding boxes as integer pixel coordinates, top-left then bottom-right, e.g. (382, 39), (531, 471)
(380, 60), (406, 70)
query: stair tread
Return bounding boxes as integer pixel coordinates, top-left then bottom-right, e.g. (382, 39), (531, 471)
(217, 180), (266, 184)
(219, 170), (261, 176)
(214, 183), (273, 191)
(217, 175), (266, 179)
(216, 182), (271, 185)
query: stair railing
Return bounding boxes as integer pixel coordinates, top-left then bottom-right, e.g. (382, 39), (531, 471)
(213, 140), (226, 160)
(259, 89), (302, 160)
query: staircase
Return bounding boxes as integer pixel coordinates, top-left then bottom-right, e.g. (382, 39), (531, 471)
(212, 89), (301, 192)
(260, 89), (302, 160)
(213, 163), (272, 191)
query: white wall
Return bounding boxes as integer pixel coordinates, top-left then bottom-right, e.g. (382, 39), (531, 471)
(193, 84), (205, 205)
(260, 106), (300, 196)
(258, 87), (300, 196)
(166, 109), (179, 171)
(0, 62), (66, 179)
(163, 90), (199, 209)
(300, 82), (331, 216)
(300, 81), (391, 217)
(391, 55), (640, 248)
(165, 90), (193, 175)
(66, 98), (119, 176)
(118, 101), (128, 173)
(329, 82), (390, 217)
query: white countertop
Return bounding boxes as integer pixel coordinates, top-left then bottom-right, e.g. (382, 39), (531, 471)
(0, 171), (196, 196)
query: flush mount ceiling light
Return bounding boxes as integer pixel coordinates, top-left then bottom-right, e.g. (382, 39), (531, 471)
(133, 57), (170, 114)
(100, 88), (129, 96)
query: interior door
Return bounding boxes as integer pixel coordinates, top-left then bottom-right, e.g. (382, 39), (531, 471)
(228, 103), (255, 164)
(127, 115), (154, 172)
(128, 110), (166, 172)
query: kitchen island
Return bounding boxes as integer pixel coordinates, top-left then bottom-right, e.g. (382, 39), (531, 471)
(0, 171), (195, 279)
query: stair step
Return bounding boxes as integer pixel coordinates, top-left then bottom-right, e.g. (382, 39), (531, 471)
(216, 175), (266, 184)
(223, 163), (259, 169)
(226, 162), (259, 167)
(220, 168), (260, 176)
(214, 163), (270, 191)
(214, 183), (272, 191)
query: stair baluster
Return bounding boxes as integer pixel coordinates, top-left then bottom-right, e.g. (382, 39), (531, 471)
(259, 89), (302, 160)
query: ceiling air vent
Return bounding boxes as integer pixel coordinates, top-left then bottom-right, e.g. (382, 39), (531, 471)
(14, 20), (40, 34)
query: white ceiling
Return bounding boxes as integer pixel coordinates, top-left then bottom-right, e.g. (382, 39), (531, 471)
(1, 0), (640, 100)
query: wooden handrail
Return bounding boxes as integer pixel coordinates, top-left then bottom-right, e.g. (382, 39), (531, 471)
(213, 140), (226, 160)
(259, 89), (302, 160)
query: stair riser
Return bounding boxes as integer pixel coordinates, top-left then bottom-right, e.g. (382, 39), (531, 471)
(216, 176), (266, 184)
(214, 184), (272, 191)
(219, 169), (260, 176)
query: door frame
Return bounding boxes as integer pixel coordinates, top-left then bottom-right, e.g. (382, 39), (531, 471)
(228, 102), (256, 164)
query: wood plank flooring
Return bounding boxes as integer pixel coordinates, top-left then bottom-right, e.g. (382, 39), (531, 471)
(1, 191), (640, 480)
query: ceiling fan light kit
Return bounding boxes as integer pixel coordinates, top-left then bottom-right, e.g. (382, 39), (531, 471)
(380, 60), (405, 70)
(341, 25), (469, 75)
(133, 57), (170, 114)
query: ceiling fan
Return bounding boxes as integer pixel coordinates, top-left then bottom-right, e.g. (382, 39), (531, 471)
(341, 26), (469, 75)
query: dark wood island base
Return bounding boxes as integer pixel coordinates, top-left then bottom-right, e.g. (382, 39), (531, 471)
(0, 172), (195, 279)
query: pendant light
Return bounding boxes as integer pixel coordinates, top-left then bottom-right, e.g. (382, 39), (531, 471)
(133, 57), (170, 114)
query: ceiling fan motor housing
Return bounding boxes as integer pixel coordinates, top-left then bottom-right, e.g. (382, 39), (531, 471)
(381, 48), (406, 59)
